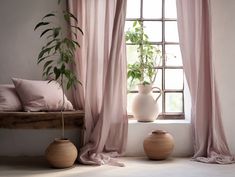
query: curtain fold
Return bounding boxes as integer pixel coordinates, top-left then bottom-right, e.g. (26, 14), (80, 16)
(69, 0), (128, 166)
(176, 0), (235, 164)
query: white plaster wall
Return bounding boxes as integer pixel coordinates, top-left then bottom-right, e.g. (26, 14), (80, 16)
(0, 129), (80, 156)
(0, 122), (193, 157)
(211, 0), (235, 154)
(0, 0), (62, 83)
(0, 0), (79, 156)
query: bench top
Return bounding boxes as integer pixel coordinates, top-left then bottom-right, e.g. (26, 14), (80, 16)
(0, 110), (85, 129)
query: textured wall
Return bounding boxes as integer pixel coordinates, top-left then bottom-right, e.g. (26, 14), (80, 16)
(211, 0), (235, 154)
(0, 0), (67, 83)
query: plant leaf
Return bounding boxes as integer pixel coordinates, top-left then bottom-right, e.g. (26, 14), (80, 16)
(65, 11), (78, 23)
(48, 79), (54, 84)
(54, 67), (60, 80)
(78, 80), (82, 86)
(63, 38), (75, 50)
(46, 38), (58, 47)
(63, 13), (70, 22)
(60, 63), (65, 73)
(37, 45), (56, 60)
(40, 28), (53, 38)
(72, 32), (77, 39)
(43, 60), (53, 71)
(64, 69), (71, 79)
(37, 55), (51, 64)
(53, 27), (61, 38)
(67, 80), (72, 90)
(133, 21), (137, 27)
(71, 25), (83, 35)
(47, 34), (54, 39)
(38, 48), (50, 59)
(34, 22), (50, 31)
(42, 13), (55, 20)
(55, 42), (61, 51)
(43, 66), (52, 76)
(72, 40), (80, 47)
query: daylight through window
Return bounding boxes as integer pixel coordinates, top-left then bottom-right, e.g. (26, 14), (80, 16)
(125, 0), (184, 119)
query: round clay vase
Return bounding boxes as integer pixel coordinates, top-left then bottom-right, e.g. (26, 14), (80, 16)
(132, 84), (161, 122)
(45, 139), (78, 168)
(143, 130), (174, 160)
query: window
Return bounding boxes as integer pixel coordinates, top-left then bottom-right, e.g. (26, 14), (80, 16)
(125, 0), (184, 119)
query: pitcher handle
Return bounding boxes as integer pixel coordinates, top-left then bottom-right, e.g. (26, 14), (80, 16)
(152, 86), (162, 102)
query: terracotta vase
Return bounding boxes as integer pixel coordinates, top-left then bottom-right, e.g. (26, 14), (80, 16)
(132, 84), (161, 122)
(45, 138), (78, 168)
(143, 130), (174, 160)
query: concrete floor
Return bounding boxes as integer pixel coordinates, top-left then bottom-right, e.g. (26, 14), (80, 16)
(0, 157), (235, 177)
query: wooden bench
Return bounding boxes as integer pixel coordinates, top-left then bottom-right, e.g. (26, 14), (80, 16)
(0, 110), (85, 147)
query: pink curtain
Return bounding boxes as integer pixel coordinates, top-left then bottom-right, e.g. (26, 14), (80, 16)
(69, 0), (128, 166)
(176, 0), (235, 164)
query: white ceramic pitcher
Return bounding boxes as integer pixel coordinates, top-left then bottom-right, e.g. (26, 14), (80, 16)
(132, 84), (161, 122)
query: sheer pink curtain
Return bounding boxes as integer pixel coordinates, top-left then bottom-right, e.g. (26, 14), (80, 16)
(69, 0), (128, 166)
(176, 0), (235, 164)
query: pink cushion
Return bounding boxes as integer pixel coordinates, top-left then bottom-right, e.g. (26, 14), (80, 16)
(12, 78), (74, 111)
(0, 84), (22, 111)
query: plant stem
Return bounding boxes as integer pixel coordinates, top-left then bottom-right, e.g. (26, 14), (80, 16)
(61, 75), (65, 139)
(152, 55), (162, 84)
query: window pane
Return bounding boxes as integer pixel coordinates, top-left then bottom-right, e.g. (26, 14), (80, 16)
(127, 80), (138, 91)
(143, 0), (162, 19)
(143, 21), (162, 42)
(165, 0), (177, 19)
(127, 45), (139, 90)
(153, 69), (162, 89)
(165, 45), (182, 66)
(165, 92), (183, 112)
(153, 93), (162, 113)
(125, 21), (134, 34)
(165, 69), (183, 89)
(126, 0), (141, 18)
(165, 21), (179, 42)
(154, 45), (163, 66)
(126, 45), (139, 64)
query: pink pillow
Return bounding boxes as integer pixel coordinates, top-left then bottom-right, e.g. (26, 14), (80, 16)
(0, 84), (22, 111)
(12, 78), (74, 111)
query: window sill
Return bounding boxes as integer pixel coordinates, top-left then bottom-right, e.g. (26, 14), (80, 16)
(128, 119), (191, 124)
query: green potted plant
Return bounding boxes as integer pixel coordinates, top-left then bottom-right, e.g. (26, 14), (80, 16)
(125, 20), (162, 121)
(34, 1), (83, 168)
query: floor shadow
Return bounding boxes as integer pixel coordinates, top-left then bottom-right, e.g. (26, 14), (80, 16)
(127, 156), (177, 164)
